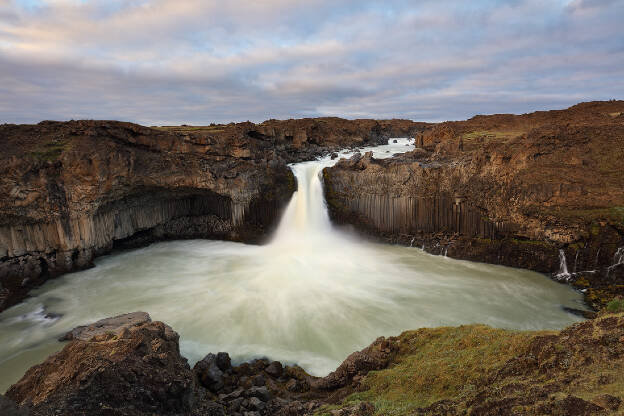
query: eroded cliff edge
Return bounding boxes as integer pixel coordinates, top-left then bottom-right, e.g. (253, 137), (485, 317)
(323, 101), (624, 309)
(4, 311), (624, 415)
(0, 118), (425, 311)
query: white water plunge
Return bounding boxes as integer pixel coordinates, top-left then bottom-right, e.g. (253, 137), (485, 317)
(0, 139), (587, 393)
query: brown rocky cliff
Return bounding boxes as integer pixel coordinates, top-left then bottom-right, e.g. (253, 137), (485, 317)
(323, 101), (624, 308)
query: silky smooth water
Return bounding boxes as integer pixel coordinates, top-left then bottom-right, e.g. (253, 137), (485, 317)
(0, 139), (586, 392)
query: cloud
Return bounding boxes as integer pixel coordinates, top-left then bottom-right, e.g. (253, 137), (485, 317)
(0, 0), (623, 124)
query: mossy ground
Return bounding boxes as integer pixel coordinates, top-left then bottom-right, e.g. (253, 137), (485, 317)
(607, 298), (624, 313)
(461, 130), (525, 143)
(316, 313), (624, 415)
(317, 325), (537, 415)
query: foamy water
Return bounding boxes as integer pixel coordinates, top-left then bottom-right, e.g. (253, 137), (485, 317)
(0, 139), (586, 392)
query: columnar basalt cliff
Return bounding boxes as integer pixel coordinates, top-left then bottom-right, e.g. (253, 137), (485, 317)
(0, 118), (426, 312)
(323, 101), (624, 308)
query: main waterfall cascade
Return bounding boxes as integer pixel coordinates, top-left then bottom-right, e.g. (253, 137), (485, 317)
(0, 139), (587, 392)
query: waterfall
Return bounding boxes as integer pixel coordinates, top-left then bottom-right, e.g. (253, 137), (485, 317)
(606, 247), (624, 277)
(269, 162), (334, 248)
(555, 249), (571, 281)
(613, 247), (624, 266)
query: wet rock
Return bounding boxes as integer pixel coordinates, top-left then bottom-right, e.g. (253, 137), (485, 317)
(248, 386), (271, 402)
(216, 352), (232, 371)
(330, 152), (339, 159)
(194, 353), (225, 392)
(248, 396), (266, 411)
(393, 139), (398, 143)
(265, 361), (283, 378)
(58, 311), (151, 341)
(252, 374), (266, 386)
(229, 397), (244, 411)
(285, 378), (309, 393)
(43, 312), (62, 320)
(221, 388), (244, 401)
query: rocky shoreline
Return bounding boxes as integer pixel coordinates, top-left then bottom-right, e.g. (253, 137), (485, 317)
(323, 101), (624, 310)
(3, 310), (624, 415)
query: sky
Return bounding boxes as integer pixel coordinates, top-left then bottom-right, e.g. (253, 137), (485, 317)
(0, 0), (623, 125)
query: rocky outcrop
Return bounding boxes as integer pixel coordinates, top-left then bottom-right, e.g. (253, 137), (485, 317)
(323, 101), (624, 308)
(0, 118), (426, 312)
(6, 314), (196, 416)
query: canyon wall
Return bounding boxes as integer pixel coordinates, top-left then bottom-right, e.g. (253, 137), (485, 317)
(0, 118), (425, 311)
(324, 101), (624, 309)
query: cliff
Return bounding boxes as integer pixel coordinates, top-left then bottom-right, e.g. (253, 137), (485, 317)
(0, 118), (426, 312)
(323, 101), (624, 309)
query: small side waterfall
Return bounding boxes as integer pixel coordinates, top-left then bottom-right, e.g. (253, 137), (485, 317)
(555, 249), (571, 281)
(606, 247), (624, 277)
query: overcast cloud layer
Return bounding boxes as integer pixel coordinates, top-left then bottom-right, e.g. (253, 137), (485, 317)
(1, 0), (623, 124)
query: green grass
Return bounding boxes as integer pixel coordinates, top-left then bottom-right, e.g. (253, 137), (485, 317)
(320, 326), (537, 415)
(606, 298), (624, 313)
(461, 130), (525, 142)
(30, 139), (71, 162)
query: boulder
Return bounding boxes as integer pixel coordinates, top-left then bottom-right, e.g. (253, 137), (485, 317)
(247, 386), (271, 402)
(6, 318), (195, 416)
(265, 361), (283, 378)
(194, 353), (225, 392)
(216, 352), (232, 371)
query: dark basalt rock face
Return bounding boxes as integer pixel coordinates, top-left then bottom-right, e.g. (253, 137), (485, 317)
(0, 118), (426, 312)
(323, 101), (624, 308)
